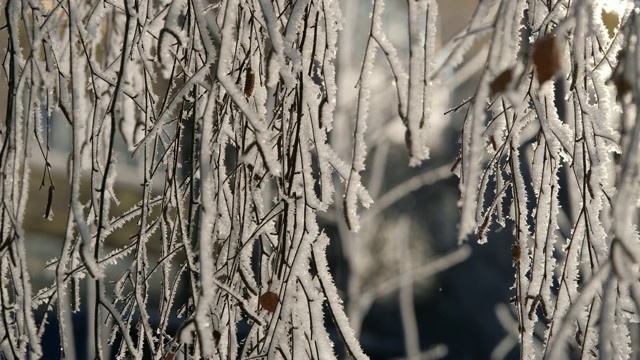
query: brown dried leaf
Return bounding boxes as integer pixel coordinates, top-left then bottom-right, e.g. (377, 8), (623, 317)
(259, 291), (279, 313)
(511, 243), (521, 262)
(532, 34), (560, 84)
(601, 9), (619, 38)
(611, 52), (631, 101)
(244, 70), (255, 97)
(490, 69), (513, 95)
(612, 74), (631, 101)
(44, 185), (54, 220)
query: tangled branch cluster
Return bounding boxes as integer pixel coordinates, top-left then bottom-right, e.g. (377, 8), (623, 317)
(1, 0), (370, 358)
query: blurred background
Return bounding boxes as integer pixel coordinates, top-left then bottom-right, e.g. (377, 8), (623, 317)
(322, 1), (520, 358)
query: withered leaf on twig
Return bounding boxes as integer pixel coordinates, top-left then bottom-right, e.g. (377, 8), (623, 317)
(611, 51), (631, 101)
(511, 243), (521, 262)
(532, 34), (560, 84)
(259, 291), (279, 313)
(244, 70), (255, 97)
(601, 9), (620, 38)
(490, 68), (513, 95)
